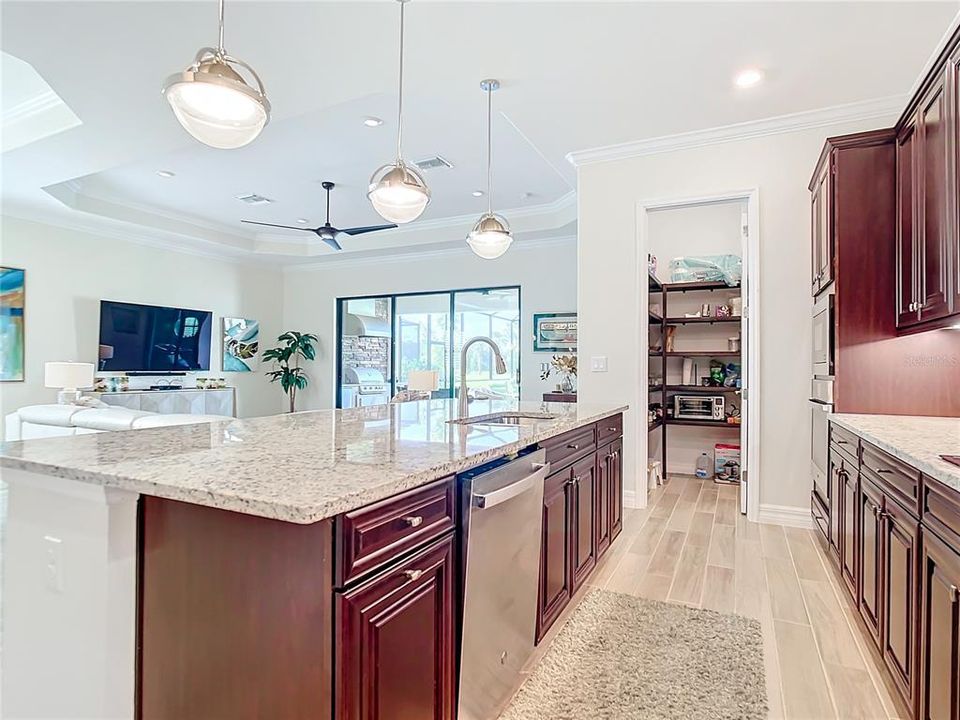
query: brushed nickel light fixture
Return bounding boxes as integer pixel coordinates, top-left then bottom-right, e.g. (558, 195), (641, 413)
(367, 0), (430, 224)
(466, 79), (513, 260)
(162, 0), (270, 149)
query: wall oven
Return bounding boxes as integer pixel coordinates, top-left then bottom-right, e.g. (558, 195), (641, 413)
(812, 292), (834, 378)
(810, 379), (833, 515)
(674, 395), (725, 421)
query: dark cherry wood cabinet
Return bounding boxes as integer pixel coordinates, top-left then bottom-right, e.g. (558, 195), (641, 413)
(896, 26), (960, 332)
(537, 416), (623, 643)
(840, 464), (859, 599)
(859, 477), (885, 649)
(918, 526), (960, 720)
(829, 452), (844, 556)
(571, 454), (598, 591)
(810, 149), (834, 296)
(538, 465), (574, 639)
(335, 534), (455, 720)
(882, 496), (920, 710)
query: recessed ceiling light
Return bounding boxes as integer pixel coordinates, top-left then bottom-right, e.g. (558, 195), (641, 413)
(234, 193), (273, 205)
(156, 170), (176, 178)
(734, 68), (764, 89)
(363, 116), (384, 127)
(296, 218), (310, 224)
(472, 190), (484, 197)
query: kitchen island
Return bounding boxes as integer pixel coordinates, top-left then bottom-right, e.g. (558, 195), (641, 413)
(0, 398), (627, 720)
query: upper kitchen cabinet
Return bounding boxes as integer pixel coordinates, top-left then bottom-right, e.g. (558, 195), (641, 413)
(810, 152), (834, 297)
(896, 28), (960, 332)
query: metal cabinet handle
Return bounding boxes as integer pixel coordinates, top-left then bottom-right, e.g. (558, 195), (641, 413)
(836, 439), (849, 445)
(403, 516), (424, 528)
(874, 468), (893, 475)
(872, 506), (880, 518)
(403, 569), (424, 582)
(606, 426), (618, 432)
(567, 443), (580, 450)
(951, 585), (959, 603)
(573, 475), (582, 485)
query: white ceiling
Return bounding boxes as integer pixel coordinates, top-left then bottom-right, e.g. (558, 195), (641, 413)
(1, 1), (956, 263)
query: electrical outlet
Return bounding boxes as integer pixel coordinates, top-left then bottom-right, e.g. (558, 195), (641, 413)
(43, 535), (63, 593)
(590, 356), (608, 372)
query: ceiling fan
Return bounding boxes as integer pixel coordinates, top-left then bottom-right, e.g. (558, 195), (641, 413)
(242, 181), (397, 251)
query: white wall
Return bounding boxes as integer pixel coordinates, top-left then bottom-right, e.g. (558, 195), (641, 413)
(0, 216), (285, 419)
(282, 238), (578, 410)
(648, 200), (745, 275)
(577, 118), (888, 512)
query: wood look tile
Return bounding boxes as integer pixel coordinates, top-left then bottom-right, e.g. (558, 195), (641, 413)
(774, 620), (838, 720)
(634, 573), (672, 602)
(715, 497), (738, 526)
(760, 523), (792, 560)
(666, 497), (696, 532)
(701, 565), (735, 613)
(800, 579), (865, 670)
(696, 487), (719, 513)
(668, 544), (708, 605)
(651, 490), (680, 519)
(627, 515), (667, 557)
(764, 557), (809, 624)
(708, 522), (736, 569)
(737, 513), (762, 542)
(687, 511), (715, 548)
(824, 664), (891, 720)
(647, 530), (686, 576)
(785, 527), (828, 582)
(605, 553), (650, 596)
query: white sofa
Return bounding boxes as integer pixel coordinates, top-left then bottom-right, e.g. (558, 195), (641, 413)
(4, 404), (231, 441)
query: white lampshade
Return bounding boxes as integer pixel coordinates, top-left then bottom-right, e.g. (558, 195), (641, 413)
(467, 213), (514, 260)
(407, 370), (439, 392)
(368, 163), (431, 224)
(163, 56), (270, 150)
(45, 362), (95, 389)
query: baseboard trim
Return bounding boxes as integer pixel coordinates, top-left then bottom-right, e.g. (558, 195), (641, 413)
(757, 503), (813, 529)
(623, 490), (641, 509)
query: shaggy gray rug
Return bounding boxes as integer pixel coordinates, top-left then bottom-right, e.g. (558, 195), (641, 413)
(501, 590), (767, 720)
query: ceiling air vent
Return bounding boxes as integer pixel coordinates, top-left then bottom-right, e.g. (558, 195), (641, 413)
(413, 155), (453, 171)
(235, 193), (274, 205)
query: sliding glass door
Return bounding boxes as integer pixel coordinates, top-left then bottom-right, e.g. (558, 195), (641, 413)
(336, 286), (520, 407)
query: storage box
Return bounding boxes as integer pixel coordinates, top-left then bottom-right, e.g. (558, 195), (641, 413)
(714, 443), (741, 483)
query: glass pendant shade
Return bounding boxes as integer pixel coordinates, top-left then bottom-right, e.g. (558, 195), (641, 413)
(467, 213), (513, 260)
(368, 162), (431, 224)
(163, 52), (270, 149)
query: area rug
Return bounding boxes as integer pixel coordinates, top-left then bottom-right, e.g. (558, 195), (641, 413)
(500, 590), (767, 720)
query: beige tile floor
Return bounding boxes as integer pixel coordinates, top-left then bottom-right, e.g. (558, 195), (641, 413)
(580, 474), (907, 720)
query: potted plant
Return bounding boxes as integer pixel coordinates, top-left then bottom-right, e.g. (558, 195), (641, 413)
(263, 331), (318, 413)
(540, 354), (577, 393)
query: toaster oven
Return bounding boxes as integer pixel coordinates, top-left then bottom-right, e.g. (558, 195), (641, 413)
(674, 395), (725, 421)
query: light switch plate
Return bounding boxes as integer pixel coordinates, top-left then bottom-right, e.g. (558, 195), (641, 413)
(590, 356), (608, 372)
(43, 535), (63, 593)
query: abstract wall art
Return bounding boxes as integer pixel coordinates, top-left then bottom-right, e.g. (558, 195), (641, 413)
(0, 267), (25, 382)
(222, 317), (260, 372)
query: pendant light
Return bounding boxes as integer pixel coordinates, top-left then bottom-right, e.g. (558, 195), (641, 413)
(367, 0), (430, 224)
(467, 79), (513, 260)
(162, 0), (270, 149)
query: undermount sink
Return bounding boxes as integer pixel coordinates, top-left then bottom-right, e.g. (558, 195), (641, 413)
(448, 411), (558, 426)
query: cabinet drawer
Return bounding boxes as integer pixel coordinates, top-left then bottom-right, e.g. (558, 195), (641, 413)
(811, 492), (829, 546)
(861, 442), (921, 518)
(922, 474), (960, 549)
(542, 426), (596, 470)
(597, 413), (623, 445)
(335, 476), (456, 587)
(830, 424), (860, 461)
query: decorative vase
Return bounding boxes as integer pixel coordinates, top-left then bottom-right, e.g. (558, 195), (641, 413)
(560, 374), (575, 393)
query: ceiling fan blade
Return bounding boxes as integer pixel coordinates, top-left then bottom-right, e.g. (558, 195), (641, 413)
(242, 220), (316, 232)
(322, 236), (343, 252)
(340, 224), (399, 236)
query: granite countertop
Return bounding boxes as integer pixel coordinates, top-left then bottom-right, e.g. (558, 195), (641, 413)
(0, 399), (627, 524)
(831, 414), (960, 492)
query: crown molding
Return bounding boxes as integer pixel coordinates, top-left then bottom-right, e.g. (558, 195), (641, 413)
(565, 95), (905, 168)
(283, 234), (577, 273)
(2, 89), (61, 125)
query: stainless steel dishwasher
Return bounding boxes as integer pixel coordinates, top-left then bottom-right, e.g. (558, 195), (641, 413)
(458, 447), (549, 720)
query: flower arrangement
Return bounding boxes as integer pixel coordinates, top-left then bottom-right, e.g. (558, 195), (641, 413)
(540, 354), (577, 392)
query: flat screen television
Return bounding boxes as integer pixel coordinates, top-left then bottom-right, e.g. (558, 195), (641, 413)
(98, 300), (213, 373)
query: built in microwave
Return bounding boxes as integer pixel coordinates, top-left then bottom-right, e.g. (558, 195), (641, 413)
(674, 395), (725, 421)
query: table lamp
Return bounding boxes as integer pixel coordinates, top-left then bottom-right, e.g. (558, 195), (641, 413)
(45, 362), (95, 405)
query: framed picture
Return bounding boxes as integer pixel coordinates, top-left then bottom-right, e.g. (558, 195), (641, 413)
(0, 267), (25, 382)
(222, 317), (260, 372)
(533, 312), (577, 352)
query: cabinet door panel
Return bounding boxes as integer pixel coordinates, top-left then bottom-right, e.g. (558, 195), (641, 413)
(883, 500), (919, 709)
(609, 438), (624, 542)
(595, 448), (611, 558)
(571, 454), (597, 591)
(829, 453), (843, 557)
(919, 76), (951, 322)
(336, 534), (455, 720)
(859, 479), (884, 647)
(841, 468), (858, 600)
(919, 527), (960, 720)
(897, 120), (920, 326)
(811, 160), (833, 295)
(537, 468), (572, 642)
(951, 47), (960, 317)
